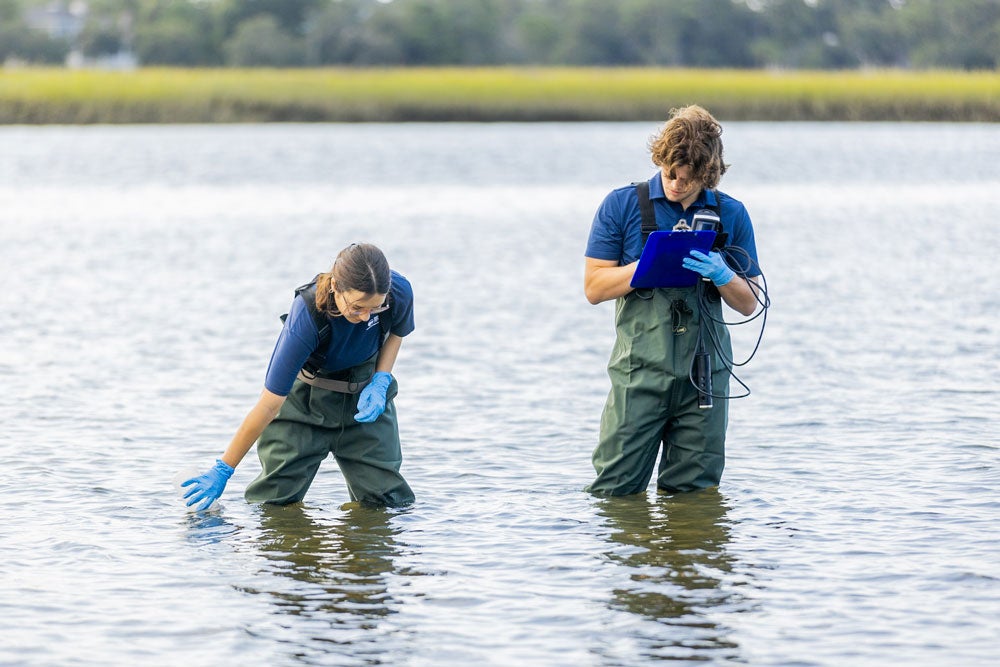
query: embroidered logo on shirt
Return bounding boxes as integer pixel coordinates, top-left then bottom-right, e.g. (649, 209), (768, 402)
(367, 315), (379, 330)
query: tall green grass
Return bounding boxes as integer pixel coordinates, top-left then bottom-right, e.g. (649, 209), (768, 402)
(0, 67), (997, 123)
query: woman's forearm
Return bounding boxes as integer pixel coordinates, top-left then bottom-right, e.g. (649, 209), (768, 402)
(219, 389), (286, 468)
(376, 334), (403, 374)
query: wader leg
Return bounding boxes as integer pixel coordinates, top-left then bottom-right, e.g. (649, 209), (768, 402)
(587, 375), (671, 496)
(587, 292), (671, 496)
(245, 379), (353, 505)
(657, 325), (730, 493)
(334, 380), (414, 508)
(657, 379), (728, 492)
(244, 407), (334, 505)
(588, 288), (733, 496)
(586, 344), (667, 496)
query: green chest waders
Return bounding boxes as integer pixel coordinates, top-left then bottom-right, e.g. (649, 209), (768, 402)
(244, 353), (415, 507)
(587, 287), (731, 495)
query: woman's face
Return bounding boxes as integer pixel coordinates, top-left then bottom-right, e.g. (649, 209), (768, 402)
(333, 288), (389, 324)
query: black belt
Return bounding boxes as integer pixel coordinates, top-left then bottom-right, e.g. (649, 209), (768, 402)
(296, 369), (371, 394)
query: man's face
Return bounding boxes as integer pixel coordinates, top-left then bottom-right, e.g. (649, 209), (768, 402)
(660, 164), (702, 209)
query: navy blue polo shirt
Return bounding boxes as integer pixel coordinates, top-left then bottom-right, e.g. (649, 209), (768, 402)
(263, 270), (415, 396)
(586, 172), (760, 276)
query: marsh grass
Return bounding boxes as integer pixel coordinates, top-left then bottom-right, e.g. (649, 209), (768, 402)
(1, 67), (997, 123)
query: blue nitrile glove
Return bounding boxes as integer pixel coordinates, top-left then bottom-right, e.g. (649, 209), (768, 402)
(181, 459), (234, 511)
(682, 249), (735, 287)
(354, 371), (392, 423)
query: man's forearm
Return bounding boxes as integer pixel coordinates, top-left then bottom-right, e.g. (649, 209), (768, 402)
(585, 262), (637, 304)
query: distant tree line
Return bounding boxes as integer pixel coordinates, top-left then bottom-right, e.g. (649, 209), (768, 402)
(2, 0), (998, 70)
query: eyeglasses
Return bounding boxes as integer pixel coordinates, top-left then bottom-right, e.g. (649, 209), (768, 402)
(332, 290), (389, 317)
(344, 303), (390, 317)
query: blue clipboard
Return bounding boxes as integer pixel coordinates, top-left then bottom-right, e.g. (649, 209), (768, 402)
(630, 230), (717, 288)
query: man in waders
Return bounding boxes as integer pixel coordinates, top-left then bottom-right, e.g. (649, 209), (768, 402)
(182, 243), (416, 510)
(584, 105), (762, 496)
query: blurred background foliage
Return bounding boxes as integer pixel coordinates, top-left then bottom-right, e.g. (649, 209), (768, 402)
(1, 0), (998, 70)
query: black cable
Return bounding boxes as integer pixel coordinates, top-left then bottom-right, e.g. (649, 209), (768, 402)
(689, 279), (753, 401)
(688, 243), (769, 401)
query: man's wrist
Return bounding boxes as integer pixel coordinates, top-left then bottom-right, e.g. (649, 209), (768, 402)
(713, 269), (735, 287)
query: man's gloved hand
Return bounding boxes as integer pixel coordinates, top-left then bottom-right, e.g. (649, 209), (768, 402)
(354, 371), (392, 423)
(181, 459), (234, 511)
(682, 249), (735, 287)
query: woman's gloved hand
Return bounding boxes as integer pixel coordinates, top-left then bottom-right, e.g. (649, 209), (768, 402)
(181, 459), (234, 511)
(354, 371), (392, 423)
(682, 249), (735, 287)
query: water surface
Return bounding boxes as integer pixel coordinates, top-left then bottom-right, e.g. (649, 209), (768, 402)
(1, 122), (997, 666)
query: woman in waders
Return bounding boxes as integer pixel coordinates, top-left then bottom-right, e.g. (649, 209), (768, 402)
(583, 105), (763, 496)
(182, 243), (415, 510)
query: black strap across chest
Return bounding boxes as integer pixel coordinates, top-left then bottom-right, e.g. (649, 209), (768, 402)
(633, 180), (721, 244)
(281, 278), (392, 374)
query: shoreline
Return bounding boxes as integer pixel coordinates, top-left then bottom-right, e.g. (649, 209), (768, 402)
(1, 66), (998, 124)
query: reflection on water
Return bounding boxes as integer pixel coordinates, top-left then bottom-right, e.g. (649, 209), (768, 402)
(596, 490), (747, 662)
(243, 504), (412, 664)
(181, 509), (242, 546)
(3, 123), (998, 667)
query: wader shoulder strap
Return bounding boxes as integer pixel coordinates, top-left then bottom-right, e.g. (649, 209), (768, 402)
(634, 181), (657, 243)
(379, 294), (393, 342)
(703, 192), (725, 249)
(295, 280), (331, 346)
(634, 181), (723, 245)
(278, 277), (331, 374)
(280, 278), (394, 375)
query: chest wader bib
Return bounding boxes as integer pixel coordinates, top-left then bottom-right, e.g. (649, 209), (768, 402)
(244, 352), (415, 507)
(586, 286), (731, 495)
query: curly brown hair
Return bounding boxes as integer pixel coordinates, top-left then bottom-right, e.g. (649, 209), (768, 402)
(315, 243), (392, 316)
(648, 105), (728, 189)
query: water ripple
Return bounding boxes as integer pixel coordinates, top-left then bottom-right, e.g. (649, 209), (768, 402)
(2, 123), (998, 667)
